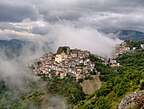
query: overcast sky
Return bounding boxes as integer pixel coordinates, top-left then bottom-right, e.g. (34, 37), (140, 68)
(0, 0), (143, 56)
(0, 0), (143, 35)
(0, 0), (143, 90)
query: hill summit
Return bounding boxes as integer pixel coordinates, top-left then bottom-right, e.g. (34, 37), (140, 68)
(30, 46), (95, 80)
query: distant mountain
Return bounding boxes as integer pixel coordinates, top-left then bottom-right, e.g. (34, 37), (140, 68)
(0, 39), (27, 49)
(0, 39), (52, 58)
(115, 30), (144, 40)
(0, 39), (34, 58)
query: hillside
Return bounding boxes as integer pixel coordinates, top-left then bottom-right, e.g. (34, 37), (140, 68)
(75, 40), (144, 109)
(0, 41), (144, 109)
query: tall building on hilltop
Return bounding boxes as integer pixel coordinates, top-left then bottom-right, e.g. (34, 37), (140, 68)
(56, 46), (70, 55)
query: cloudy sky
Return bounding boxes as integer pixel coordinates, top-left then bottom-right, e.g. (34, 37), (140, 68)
(0, 0), (143, 31)
(0, 0), (143, 56)
(0, 1), (143, 107)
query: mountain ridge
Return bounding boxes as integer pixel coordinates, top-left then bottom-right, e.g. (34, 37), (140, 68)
(115, 30), (144, 40)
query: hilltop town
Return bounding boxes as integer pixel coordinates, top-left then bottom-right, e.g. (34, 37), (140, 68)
(29, 46), (95, 80)
(29, 41), (144, 79)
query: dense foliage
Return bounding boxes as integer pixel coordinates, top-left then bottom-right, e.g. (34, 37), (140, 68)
(89, 55), (117, 82)
(0, 76), (85, 109)
(76, 41), (144, 109)
(45, 77), (85, 104)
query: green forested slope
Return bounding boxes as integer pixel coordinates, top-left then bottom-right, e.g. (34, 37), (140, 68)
(76, 43), (144, 109)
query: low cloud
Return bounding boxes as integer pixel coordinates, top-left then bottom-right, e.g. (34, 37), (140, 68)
(0, 41), (68, 109)
(41, 96), (68, 109)
(0, 0), (131, 108)
(0, 46), (39, 88)
(1, 0), (139, 108)
(49, 24), (122, 58)
(0, 21), (122, 58)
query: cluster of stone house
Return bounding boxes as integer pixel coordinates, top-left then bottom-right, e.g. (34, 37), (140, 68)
(30, 46), (95, 80)
(113, 42), (130, 58)
(109, 42), (130, 67)
(109, 42), (144, 67)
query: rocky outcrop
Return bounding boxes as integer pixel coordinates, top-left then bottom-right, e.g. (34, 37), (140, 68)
(118, 91), (144, 109)
(81, 76), (102, 95)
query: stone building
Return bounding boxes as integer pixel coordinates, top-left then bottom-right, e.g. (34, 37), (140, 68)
(30, 46), (95, 80)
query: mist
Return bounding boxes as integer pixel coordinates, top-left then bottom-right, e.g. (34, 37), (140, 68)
(49, 24), (122, 58)
(0, 22), (122, 87)
(0, 0), (134, 108)
(0, 41), (69, 109)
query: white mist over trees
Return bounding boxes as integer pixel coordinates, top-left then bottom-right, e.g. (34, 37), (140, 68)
(1, 0), (141, 108)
